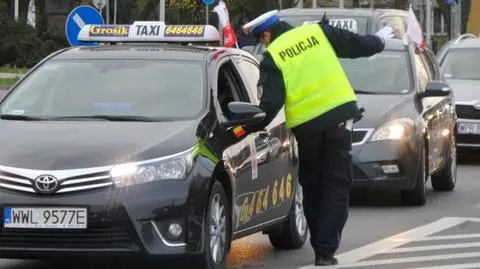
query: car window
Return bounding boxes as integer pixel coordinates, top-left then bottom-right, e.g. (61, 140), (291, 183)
(0, 59), (206, 120)
(377, 15), (407, 39)
(436, 40), (452, 61)
(339, 50), (412, 94)
(235, 57), (260, 104)
(281, 15), (368, 34)
(217, 60), (250, 119)
(414, 54), (429, 89)
(440, 48), (480, 80)
(248, 44), (266, 61)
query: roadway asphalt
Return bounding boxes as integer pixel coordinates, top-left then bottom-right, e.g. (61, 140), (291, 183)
(0, 152), (479, 269)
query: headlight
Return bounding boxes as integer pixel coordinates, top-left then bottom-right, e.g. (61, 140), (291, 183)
(110, 148), (195, 187)
(369, 118), (414, 142)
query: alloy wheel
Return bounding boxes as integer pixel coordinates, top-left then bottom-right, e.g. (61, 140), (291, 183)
(294, 185), (307, 237)
(209, 193), (227, 264)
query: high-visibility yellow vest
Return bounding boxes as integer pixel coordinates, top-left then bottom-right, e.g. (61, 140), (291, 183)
(267, 23), (357, 128)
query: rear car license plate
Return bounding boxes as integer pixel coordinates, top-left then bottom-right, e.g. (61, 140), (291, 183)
(457, 122), (480, 135)
(3, 207), (87, 229)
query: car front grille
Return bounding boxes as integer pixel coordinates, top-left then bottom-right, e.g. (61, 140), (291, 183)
(457, 134), (480, 144)
(456, 104), (480, 119)
(0, 220), (138, 250)
(352, 130), (369, 144)
(0, 170), (113, 195)
(353, 165), (369, 180)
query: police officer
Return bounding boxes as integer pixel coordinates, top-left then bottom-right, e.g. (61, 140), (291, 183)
(238, 10), (394, 266)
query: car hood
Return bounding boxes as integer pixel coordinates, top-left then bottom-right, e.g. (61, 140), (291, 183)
(446, 79), (480, 102)
(354, 94), (412, 129)
(0, 120), (199, 170)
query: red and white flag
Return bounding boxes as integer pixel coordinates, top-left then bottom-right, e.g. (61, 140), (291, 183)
(406, 3), (425, 52)
(213, 1), (238, 48)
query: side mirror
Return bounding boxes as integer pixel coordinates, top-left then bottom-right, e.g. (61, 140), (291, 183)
(419, 81), (452, 98)
(220, 102), (266, 129)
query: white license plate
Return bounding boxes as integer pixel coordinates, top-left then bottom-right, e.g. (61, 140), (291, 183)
(457, 123), (480, 135)
(3, 207), (87, 229)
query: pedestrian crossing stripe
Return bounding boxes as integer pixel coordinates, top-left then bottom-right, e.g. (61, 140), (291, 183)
(297, 217), (480, 269)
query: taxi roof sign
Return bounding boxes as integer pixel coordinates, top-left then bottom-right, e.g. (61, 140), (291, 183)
(77, 21), (221, 43)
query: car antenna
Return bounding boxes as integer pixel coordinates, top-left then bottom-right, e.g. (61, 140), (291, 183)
(321, 12), (328, 24)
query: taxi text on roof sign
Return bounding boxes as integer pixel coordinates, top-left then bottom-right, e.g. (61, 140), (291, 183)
(303, 18), (358, 33)
(77, 21), (220, 43)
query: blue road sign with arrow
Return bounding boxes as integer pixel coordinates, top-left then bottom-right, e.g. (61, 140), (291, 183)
(65, 5), (105, 46)
(203, 0), (215, 5)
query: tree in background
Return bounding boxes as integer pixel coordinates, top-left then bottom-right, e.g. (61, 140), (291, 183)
(0, 0), (67, 67)
(0, 0), (472, 68)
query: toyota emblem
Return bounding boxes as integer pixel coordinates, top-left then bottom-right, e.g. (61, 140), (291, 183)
(34, 175), (59, 194)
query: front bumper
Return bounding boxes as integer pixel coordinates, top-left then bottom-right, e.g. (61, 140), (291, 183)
(351, 139), (420, 191)
(455, 104), (480, 148)
(456, 119), (480, 148)
(0, 164), (213, 259)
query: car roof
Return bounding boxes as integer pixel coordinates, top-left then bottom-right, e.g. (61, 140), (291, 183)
(279, 8), (408, 17)
(52, 44), (220, 61)
(384, 39), (409, 51)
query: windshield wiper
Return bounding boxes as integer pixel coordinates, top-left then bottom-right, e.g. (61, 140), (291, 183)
(354, 89), (378, 95)
(0, 114), (49, 121)
(1, 114), (175, 122)
(51, 115), (161, 122)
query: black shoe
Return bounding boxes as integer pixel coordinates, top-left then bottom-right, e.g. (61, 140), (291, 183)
(315, 256), (338, 266)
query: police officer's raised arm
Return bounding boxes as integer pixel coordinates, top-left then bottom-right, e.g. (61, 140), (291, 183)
(319, 23), (387, 59)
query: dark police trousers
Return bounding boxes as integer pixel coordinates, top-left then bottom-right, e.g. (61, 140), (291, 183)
(294, 121), (353, 258)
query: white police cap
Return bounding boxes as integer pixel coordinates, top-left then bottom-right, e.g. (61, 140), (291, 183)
(243, 10), (280, 36)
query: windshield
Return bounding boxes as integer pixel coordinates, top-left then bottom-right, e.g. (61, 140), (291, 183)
(0, 59), (205, 120)
(440, 48), (480, 80)
(339, 50), (411, 94)
(281, 15), (368, 34)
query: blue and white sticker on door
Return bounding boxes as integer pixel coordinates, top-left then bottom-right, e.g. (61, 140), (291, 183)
(249, 139), (258, 180)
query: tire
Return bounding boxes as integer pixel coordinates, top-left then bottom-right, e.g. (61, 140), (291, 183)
(195, 181), (231, 269)
(431, 136), (457, 191)
(268, 183), (308, 249)
(401, 148), (427, 206)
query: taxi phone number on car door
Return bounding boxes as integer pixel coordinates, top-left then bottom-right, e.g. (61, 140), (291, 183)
(239, 173), (293, 224)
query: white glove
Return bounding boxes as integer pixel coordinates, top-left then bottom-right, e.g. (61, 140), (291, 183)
(375, 25), (394, 43)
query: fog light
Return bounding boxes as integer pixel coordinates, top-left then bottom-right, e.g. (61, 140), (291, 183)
(381, 164), (399, 174)
(168, 223), (183, 238)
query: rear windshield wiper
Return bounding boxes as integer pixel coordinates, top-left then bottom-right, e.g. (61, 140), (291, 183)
(354, 89), (378, 95)
(0, 114), (48, 121)
(52, 115), (160, 122)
